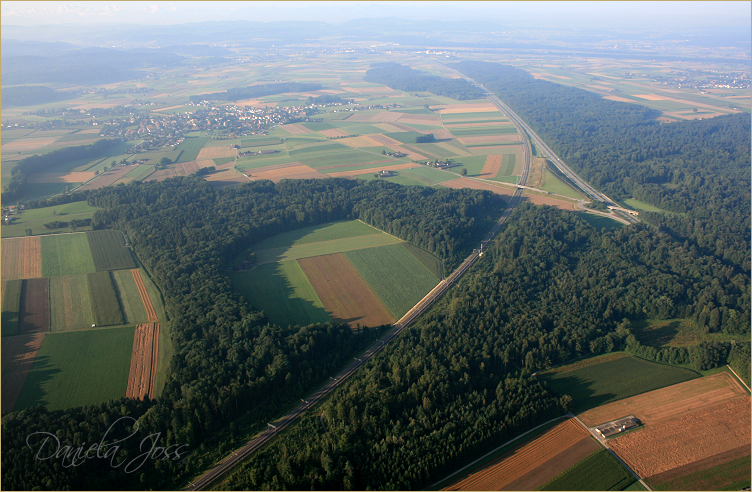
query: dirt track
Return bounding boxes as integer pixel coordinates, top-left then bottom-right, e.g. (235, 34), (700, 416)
(126, 323), (159, 399)
(132, 269), (158, 322)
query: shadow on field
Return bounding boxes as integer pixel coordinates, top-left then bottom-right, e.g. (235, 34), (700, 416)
(12, 355), (59, 412)
(542, 375), (617, 414)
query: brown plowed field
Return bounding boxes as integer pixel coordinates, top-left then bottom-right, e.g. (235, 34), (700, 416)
(1, 333), (45, 413)
(480, 155), (503, 178)
(247, 164), (328, 182)
(173, 161), (201, 176)
(126, 323), (159, 399)
(298, 253), (395, 328)
(79, 166), (132, 190)
(443, 419), (599, 491)
(197, 146), (237, 159)
(2, 236), (42, 280)
(441, 178), (517, 199)
(579, 372), (748, 427)
(19, 278), (49, 334)
(203, 162), (251, 188)
(28, 172), (96, 183)
(132, 269), (158, 322)
(328, 162), (420, 178)
(609, 398), (751, 478)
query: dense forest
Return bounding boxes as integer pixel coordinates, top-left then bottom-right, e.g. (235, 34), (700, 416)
(2, 138), (118, 202)
(364, 62), (485, 100)
(450, 61), (751, 274)
(1, 177), (504, 490)
(217, 203), (750, 490)
(1, 85), (71, 108)
(189, 82), (323, 103)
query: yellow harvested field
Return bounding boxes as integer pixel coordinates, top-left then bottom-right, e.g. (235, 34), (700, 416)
(460, 134), (520, 144)
(2, 137), (61, 152)
(428, 128), (455, 140)
(328, 162), (420, 178)
(78, 128), (102, 134)
(480, 155), (503, 178)
(234, 100), (278, 108)
(197, 146), (237, 159)
(587, 84), (615, 91)
(634, 94), (670, 100)
(396, 114), (442, 125)
(338, 135), (384, 148)
(319, 128), (351, 138)
(246, 162), (328, 182)
(374, 123), (405, 133)
(1, 236), (42, 280)
(79, 166), (132, 190)
(27, 172), (95, 183)
(436, 141), (473, 157)
(365, 134), (406, 147)
(471, 145), (524, 156)
(522, 193), (578, 211)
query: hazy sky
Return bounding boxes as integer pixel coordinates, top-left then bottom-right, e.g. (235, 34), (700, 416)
(2, 1), (750, 29)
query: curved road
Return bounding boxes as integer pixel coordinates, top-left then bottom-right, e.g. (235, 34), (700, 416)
(187, 69), (572, 491)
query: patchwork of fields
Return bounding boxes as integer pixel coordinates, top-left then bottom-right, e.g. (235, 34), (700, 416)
(229, 220), (442, 328)
(1, 229), (169, 412)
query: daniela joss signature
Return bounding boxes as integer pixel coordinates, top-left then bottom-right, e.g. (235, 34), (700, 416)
(26, 416), (189, 473)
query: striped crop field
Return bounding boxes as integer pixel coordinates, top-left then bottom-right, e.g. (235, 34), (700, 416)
(2, 279), (23, 336)
(13, 326), (134, 411)
(1, 236), (42, 280)
(174, 136), (210, 162)
(49, 274), (94, 331)
(87, 229), (136, 271)
(87, 271), (125, 326)
(253, 234), (401, 265)
(40, 233), (96, 277)
(19, 278), (49, 335)
(111, 269), (149, 324)
(540, 449), (636, 491)
(345, 243), (440, 318)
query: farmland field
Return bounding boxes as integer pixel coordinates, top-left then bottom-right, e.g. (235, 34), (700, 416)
(401, 241), (443, 279)
(1, 236), (42, 279)
(13, 326), (134, 412)
(229, 261), (331, 328)
(126, 323), (159, 400)
(0, 200), (101, 238)
(540, 449), (636, 491)
(649, 452), (750, 491)
(253, 233), (401, 264)
(49, 275), (94, 331)
(19, 278), (50, 334)
(87, 229), (137, 271)
(40, 232), (96, 277)
(298, 253), (395, 328)
(345, 244), (440, 318)
(442, 418), (601, 491)
(174, 136), (210, 162)
(111, 269), (149, 324)
(540, 353), (701, 412)
(2, 279), (23, 336)
(1, 334), (45, 413)
(87, 271), (125, 326)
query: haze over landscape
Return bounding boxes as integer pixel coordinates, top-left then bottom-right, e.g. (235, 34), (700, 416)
(1, 2), (750, 491)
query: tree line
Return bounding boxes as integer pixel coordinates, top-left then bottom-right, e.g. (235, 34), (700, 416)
(1, 176), (503, 490)
(449, 60), (751, 275)
(364, 62), (485, 100)
(216, 203), (749, 490)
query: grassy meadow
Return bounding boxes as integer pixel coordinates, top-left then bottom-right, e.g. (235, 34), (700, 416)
(540, 449), (637, 491)
(40, 232), (97, 277)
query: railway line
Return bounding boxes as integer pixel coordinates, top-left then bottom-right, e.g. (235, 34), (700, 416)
(188, 68), (621, 490)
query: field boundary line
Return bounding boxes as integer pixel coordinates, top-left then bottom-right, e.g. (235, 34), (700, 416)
(356, 219), (404, 243)
(726, 364), (751, 392)
(427, 414), (570, 490)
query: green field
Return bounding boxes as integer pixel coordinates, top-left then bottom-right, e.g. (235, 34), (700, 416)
(649, 454), (751, 491)
(13, 326), (134, 412)
(449, 126), (519, 137)
(540, 449), (637, 491)
(541, 168), (586, 199)
(118, 164), (156, 183)
(174, 136), (210, 162)
(577, 213), (625, 230)
(230, 261), (331, 327)
(87, 229), (137, 271)
(541, 354), (701, 412)
(111, 269), (148, 324)
(40, 233), (97, 277)
(345, 243), (440, 318)
(401, 242), (443, 279)
(87, 271), (125, 326)
(383, 131), (424, 144)
(241, 136), (282, 147)
(1, 279), (23, 336)
(137, 268), (167, 322)
(622, 198), (667, 214)
(248, 220), (384, 251)
(1, 200), (100, 238)
(297, 149), (384, 168)
(254, 234), (401, 264)
(390, 166), (457, 186)
(288, 142), (348, 156)
(49, 274), (94, 331)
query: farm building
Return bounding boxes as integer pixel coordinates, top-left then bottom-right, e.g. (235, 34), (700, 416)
(376, 170), (396, 178)
(595, 416), (641, 438)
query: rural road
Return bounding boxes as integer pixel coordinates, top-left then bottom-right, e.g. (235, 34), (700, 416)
(186, 67), (638, 489)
